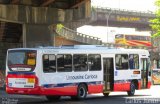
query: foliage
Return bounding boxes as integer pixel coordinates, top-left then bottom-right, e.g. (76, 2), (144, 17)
(56, 24), (64, 32)
(150, 0), (160, 37)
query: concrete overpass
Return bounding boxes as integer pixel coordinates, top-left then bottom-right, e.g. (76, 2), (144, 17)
(0, 0), (91, 70)
(0, 1), (156, 48)
(0, 0), (91, 23)
(0, 0), (91, 46)
(89, 7), (155, 31)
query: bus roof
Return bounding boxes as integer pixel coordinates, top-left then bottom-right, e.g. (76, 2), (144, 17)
(8, 45), (149, 55)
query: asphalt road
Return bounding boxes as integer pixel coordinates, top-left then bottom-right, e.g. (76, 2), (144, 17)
(0, 85), (160, 104)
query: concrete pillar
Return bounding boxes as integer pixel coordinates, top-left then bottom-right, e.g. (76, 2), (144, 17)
(23, 23), (53, 47)
(22, 23), (27, 48)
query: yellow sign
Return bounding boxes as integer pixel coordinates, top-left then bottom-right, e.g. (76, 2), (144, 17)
(117, 16), (140, 22)
(27, 78), (35, 83)
(27, 59), (36, 66)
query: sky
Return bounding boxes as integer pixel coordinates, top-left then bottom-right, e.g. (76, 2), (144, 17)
(77, 0), (156, 43)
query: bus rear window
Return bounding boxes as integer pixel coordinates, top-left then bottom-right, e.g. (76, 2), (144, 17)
(8, 50), (37, 67)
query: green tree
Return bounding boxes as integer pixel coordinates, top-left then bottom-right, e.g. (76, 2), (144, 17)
(150, 0), (160, 37)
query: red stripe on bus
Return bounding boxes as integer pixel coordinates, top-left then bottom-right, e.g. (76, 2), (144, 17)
(88, 84), (103, 94)
(41, 86), (77, 95)
(129, 40), (151, 46)
(126, 41), (138, 46)
(138, 81), (141, 89)
(6, 84), (103, 95)
(6, 86), (41, 95)
(147, 81), (151, 89)
(41, 84), (103, 95)
(6, 81), (151, 95)
(113, 82), (130, 91)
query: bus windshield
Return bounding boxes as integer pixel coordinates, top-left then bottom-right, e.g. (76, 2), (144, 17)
(8, 50), (37, 67)
(115, 34), (124, 39)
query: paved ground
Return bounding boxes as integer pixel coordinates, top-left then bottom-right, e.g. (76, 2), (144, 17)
(0, 85), (160, 104)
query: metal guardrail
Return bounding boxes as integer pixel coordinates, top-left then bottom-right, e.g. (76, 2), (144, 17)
(93, 6), (155, 16)
(92, 7), (155, 19)
(54, 24), (102, 45)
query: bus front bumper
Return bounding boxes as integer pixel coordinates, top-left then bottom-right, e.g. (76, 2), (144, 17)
(6, 86), (41, 95)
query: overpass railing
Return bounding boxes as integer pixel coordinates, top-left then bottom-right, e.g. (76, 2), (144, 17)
(92, 6), (155, 17)
(52, 24), (102, 45)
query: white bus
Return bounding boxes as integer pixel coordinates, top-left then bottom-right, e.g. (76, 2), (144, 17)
(6, 45), (151, 101)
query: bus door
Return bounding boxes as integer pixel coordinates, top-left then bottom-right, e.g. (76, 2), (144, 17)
(103, 58), (114, 91)
(141, 58), (149, 89)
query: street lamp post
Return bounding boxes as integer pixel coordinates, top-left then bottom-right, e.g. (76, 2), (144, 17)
(106, 10), (112, 43)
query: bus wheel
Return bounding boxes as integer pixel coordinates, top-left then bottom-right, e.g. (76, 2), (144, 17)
(46, 96), (60, 101)
(127, 82), (135, 96)
(76, 84), (87, 100)
(103, 93), (109, 97)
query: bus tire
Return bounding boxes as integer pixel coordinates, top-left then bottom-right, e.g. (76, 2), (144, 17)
(103, 93), (109, 97)
(46, 96), (60, 101)
(76, 84), (87, 100)
(127, 82), (135, 96)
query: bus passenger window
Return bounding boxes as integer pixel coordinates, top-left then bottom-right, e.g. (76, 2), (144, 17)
(116, 54), (128, 70)
(88, 54), (101, 71)
(57, 54), (72, 72)
(43, 55), (56, 73)
(73, 54), (87, 71)
(129, 54), (139, 69)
